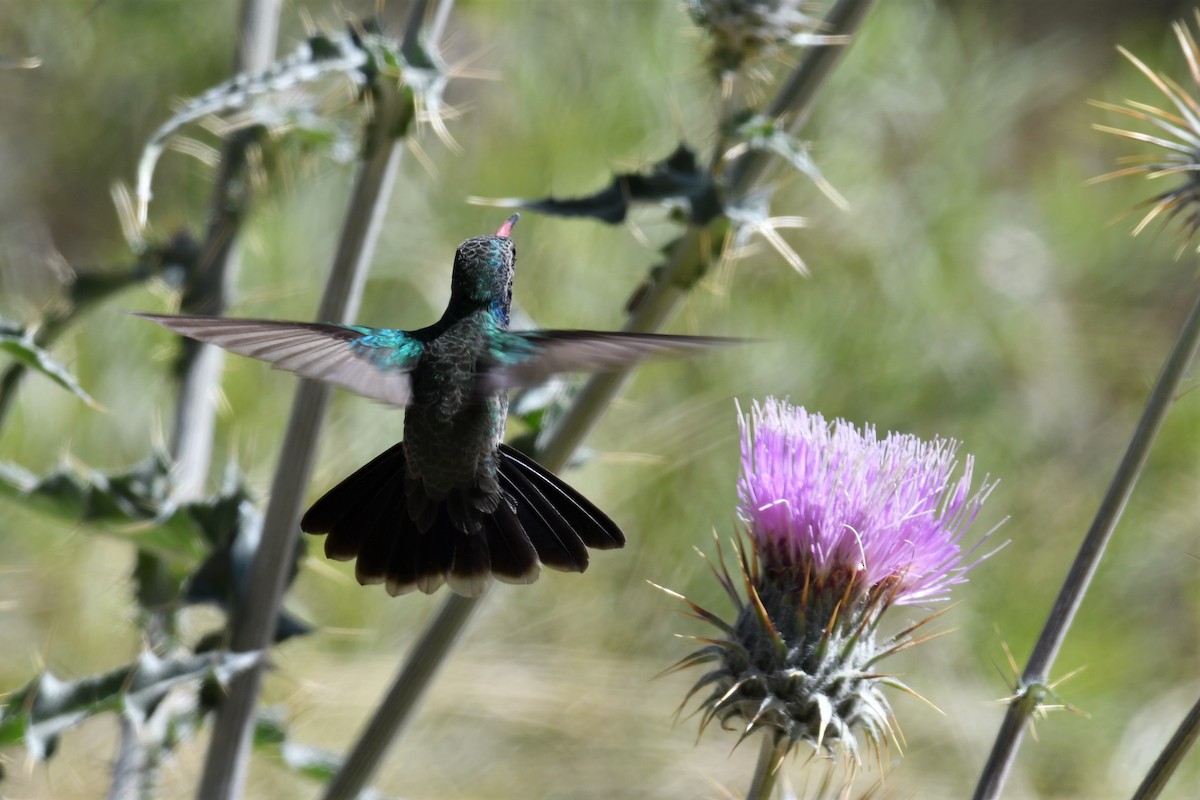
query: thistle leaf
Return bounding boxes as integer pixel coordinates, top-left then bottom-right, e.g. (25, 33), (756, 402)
(135, 20), (432, 225)
(479, 144), (723, 225)
(183, 473), (312, 644)
(0, 451), (174, 529)
(0, 454), (309, 640)
(0, 453), (248, 561)
(0, 651), (262, 761)
(0, 320), (98, 408)
(136, 30), (369, 216)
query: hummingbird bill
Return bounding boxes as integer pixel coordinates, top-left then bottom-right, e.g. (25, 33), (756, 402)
(138, 215), (737, 598)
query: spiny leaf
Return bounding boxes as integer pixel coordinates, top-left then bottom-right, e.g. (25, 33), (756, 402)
(0, 320), (97, 408)
(0, 232), (202, 430)
(0, 453), (245, 563)
(0, 454), (310, 639)
(0, 451), (204, 567)
(135, 18), (435, 225)
(0, 650), (262, 761)
(0, 451), (174, 528)
(136, 29), (368, 221)
(479, 144), (723, 225)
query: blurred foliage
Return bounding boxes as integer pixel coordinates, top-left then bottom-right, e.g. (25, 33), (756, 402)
(253, 707), (393, 798)
(0, 450), (306, 634)
(0, 1), (1198, 799)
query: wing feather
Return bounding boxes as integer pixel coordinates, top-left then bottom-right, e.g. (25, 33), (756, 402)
(136, 313), (417, 406)
(484, 330), (742, 391)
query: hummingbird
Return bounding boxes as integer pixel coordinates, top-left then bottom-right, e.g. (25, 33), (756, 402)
(138, 214), (735, 598)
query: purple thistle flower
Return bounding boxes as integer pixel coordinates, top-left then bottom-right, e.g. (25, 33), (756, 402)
(738, 398), (993, 606)
(661, 398), (1000, 767)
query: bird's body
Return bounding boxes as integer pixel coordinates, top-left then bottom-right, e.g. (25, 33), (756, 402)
(140, 215), (735, 597)
(404, 322), (509, 506)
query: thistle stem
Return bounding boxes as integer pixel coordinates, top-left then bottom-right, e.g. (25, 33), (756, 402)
(107, 715), (151, 800)
(169, 0), (282, 500)
(545, 0), (877, 467)
(973, 287), (1200, 799)
(197, 4), (451, 798)
(746, 734), (787, 800)
(536, 224), (715, 469)
(1130, 693), (1200, 800)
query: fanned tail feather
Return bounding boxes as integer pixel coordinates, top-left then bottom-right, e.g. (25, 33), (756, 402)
(300, 443), (625, 597)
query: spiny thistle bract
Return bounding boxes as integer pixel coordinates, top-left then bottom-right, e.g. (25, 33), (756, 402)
(1091, 12), (1200, 253)
(663, 399), (998, 763)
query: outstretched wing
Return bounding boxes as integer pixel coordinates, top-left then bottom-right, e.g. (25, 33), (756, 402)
(136, 313), (420, 406)
(482, 329), (743, 391)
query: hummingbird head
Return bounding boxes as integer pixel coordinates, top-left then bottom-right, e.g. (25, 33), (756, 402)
(449, 214), (519, 323)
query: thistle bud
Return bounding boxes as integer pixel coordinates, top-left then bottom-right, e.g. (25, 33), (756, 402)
(688, 0), (844, 81)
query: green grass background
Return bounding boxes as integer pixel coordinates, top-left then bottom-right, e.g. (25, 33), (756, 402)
(0, 1), (1198, 797)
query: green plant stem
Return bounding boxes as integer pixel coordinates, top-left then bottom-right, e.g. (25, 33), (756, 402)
(1131, 693), (1200, 800)
(232, 0), (282, 76)
(746, 734), (787, 800)
(321, 1), (882, 793)
(194, 4), (441, 798)
(168, 0), (284, 501)
(973, 287), (1200, 800)
(537, 226), (717, 467)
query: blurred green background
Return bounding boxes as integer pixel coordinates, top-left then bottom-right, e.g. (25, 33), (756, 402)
(1, 0), (1198, 797)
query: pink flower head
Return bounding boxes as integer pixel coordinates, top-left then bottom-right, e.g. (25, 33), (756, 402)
(738, 399), (994, 605)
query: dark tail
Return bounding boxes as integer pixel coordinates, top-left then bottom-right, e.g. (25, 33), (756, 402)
(300, 443), (625, 597)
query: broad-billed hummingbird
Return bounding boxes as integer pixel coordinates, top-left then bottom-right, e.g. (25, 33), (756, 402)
(139, 215), (734, 598)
